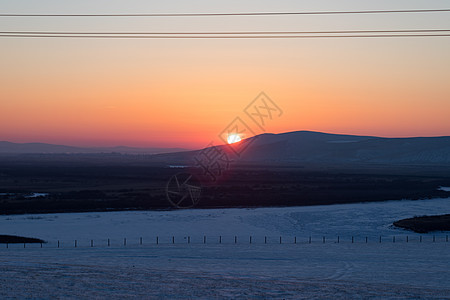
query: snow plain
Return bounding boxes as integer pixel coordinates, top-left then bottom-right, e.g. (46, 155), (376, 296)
(1, 198), (450, 298)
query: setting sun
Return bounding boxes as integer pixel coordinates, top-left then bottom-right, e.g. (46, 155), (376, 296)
(227, 134), (242, 144)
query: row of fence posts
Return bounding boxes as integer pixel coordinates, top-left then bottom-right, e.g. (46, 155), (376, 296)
(4, 234), (449, 248)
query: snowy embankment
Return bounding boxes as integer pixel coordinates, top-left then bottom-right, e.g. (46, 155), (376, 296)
(0, 198), (449, 298)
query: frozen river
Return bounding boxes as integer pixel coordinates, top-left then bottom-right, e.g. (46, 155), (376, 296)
(1, 198), (449, 298)
(1, 197), (450, 243)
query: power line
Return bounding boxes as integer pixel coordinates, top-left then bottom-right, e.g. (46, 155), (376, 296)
(1, 34), (449, 39)
(1, 29), (450, 39)
(1, 29), (449, 35)
(1, 9), (450, 17)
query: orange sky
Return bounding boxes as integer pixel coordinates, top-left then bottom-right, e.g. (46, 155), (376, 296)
(1, 2), (450, 148)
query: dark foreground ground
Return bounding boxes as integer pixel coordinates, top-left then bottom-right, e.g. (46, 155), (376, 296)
(0, 234), (45, 243)
(0, 154), (449, 215)
(394, 214), (450, 233)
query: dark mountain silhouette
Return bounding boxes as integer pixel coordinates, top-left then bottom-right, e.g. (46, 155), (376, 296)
(238, 131), (450, 165)
(0, 141), (187, 155)
(150, 130), (450, 166)
(2, 131), (449, 166)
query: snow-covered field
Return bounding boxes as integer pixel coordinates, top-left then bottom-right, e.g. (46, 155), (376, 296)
(1, 198), (450, 298)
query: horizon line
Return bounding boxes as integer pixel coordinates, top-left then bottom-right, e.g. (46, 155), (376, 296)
(2, 130), (450, 149)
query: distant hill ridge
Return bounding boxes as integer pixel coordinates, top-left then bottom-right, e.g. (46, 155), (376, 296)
(0, 141), (187, 155)
(2, 131), (450, 165)
(237, 130), (450, 165)
(146, 130), (450, 166)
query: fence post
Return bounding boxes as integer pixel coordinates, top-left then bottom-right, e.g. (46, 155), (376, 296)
(294, 236), (297, 244)
(188, 236), (190, 244)
(264, 236), (267, 244)
(156, 236), (159, 245)
(235, 236), (237, 244)
(365, 237), (368, 243)
(58, 240), (60, 248)
(123, 238), (126, 246)
(91, 240), (93, 247)
(249, 236), (252, 244)
(203, 236), (206, 244)
(352, 236), (354, 244)
(140, 237), (143, 245)
(108, 238), (110, 247)
(219, 236), (222, 244)
(75, 240), (77, 248)
(172, 236), (174, 244)
(309, 236), (311, 244)
(280, 236), (282, 244)
(323, 236), (325, 244)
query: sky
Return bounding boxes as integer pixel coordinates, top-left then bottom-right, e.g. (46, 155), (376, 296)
(1, 0), (449, 148)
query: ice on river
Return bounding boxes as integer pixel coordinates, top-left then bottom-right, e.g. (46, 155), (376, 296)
(1, 198), (449, 298)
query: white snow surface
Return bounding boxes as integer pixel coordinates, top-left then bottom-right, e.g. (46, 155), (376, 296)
(1, 198), (450, 298)
(1, 197), (449, 242)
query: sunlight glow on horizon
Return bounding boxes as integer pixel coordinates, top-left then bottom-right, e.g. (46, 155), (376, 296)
(227, 134), (242, 144)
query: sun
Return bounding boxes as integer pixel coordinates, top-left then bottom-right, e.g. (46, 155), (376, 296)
(227, 133), (242, 144)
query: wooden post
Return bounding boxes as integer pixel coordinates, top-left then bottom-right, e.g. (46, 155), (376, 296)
(264, 236), (267, 244)
(294, 237), (297, 244)
(156, 236), (159, 245)
(279, 236), (282, 244)
(140, 237), (143, 245)
(219, 236), (222, 244)
(58, 240), (60, 248)
(249, 236), (252, 244)
(203, 235), (206, 244)
(172, 236), (175, 244)
(365, 237), (368, 243)
(337, 236), (340, 243)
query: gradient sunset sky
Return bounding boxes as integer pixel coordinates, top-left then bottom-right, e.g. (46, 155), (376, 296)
(1, 0), (449, 148)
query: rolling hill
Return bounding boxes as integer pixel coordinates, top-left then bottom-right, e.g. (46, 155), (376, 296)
(148, 131), (450, 166)
(238, 131), (450, 165)
(2, 131), (449, 166)
(0, 141), (187, 155)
